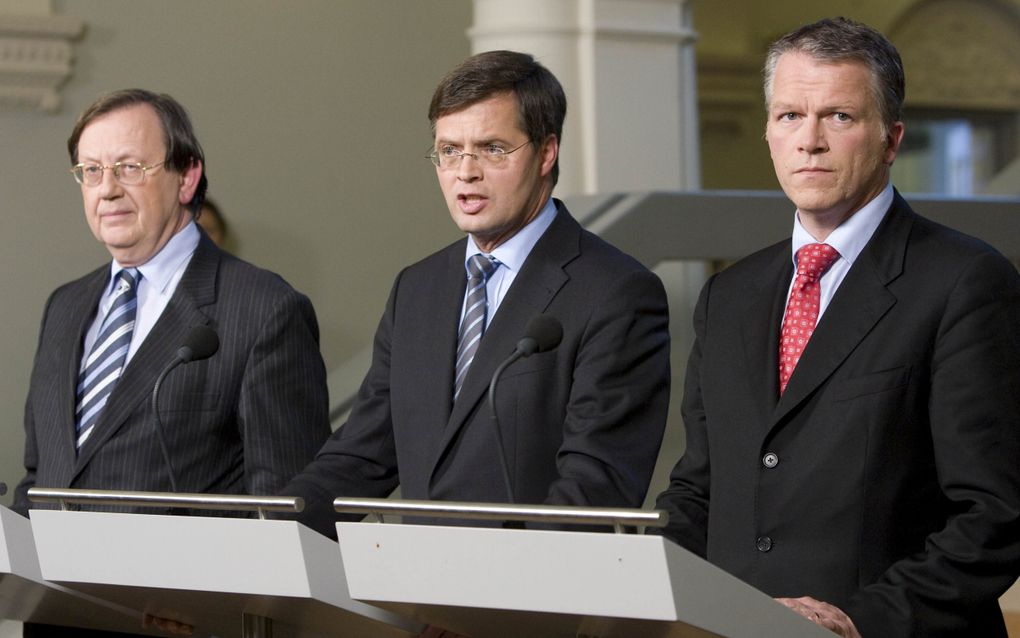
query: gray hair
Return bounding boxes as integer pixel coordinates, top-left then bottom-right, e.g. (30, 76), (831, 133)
(763, 17), (905, 132)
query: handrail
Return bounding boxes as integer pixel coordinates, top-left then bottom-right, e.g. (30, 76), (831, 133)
(26, 487), (302, 520)
(334, 496), (667, 534)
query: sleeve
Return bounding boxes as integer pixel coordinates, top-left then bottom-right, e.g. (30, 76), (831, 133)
(277, 274), (404, 539)
(652, 274), (714, 556)
(544, 266), (672, 511)
(238, 287), (331, 497)
(12, 397), (39, 517)
(847, 251), (1020, 637)
(12, 291), (59, 517)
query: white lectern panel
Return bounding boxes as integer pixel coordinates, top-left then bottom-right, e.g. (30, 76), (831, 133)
(31, 510), (422, 638)
(337, 522), (833, 638)
(0, 505), (156, 633)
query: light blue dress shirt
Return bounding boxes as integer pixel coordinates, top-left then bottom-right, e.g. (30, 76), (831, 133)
(460, 198), (558, 329)
(80, 222), (200, 371)
(787, 182), (894, 321)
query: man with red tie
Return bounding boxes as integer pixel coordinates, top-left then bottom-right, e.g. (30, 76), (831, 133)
(654, 17), (1020, 638)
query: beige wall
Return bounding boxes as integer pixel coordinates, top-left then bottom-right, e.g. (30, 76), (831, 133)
(0, 0), (473, 504)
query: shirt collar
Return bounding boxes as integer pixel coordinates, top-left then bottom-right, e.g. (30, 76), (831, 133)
(791, 182), (893, 266)
(109, 221), (201, 294)
(464, 198), (558, 271)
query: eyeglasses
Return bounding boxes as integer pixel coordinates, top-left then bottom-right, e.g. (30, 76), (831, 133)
(426, 141), (531, 169)
(70, 161), (166, 186)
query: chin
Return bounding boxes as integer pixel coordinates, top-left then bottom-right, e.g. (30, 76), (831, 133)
(453, 217), (488, 236)
(788, 192), (838, 212)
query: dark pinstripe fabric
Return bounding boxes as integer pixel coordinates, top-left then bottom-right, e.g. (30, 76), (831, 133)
(13, 233), (331, 516)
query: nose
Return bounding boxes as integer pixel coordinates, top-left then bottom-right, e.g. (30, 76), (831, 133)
(455, 153), (482, 182)
(96, 167), (123, 198)
(797, 117), (827, 154)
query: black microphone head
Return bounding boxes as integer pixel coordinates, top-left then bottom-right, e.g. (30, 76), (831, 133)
(177, 326), (219, 363)
(517, 315), (563, 357)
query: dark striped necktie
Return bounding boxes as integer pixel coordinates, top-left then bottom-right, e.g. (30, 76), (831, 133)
(454, 254), (498, 400)
(75, 269), (140, 450)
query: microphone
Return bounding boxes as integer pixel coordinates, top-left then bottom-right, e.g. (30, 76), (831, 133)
(151, 327), (220, 492)
(512, 314), (563, 358)
(176, 326), (219, 363)
(488, 315), (563, 505)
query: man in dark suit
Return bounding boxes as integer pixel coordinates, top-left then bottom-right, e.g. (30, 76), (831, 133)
(654, 17), (1020, 638)
(12, 89), (330, 517)
(283, 50), (670, 537)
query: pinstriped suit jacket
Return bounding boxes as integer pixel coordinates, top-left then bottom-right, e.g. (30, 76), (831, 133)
(13, 232), (330, 515)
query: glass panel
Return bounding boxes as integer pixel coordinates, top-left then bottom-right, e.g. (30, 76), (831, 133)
(893, 110), (1019, 195)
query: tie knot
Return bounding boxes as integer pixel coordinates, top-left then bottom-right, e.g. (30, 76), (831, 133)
(115, 268), (139, 292)
(466, 254), (497, 281)
(795, 243), (840, 279)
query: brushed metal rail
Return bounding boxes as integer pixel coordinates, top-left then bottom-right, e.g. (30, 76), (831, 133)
(27, 487), (303, 520)
(334, 497), (667, 534)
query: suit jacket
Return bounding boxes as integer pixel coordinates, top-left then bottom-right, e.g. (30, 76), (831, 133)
(13, 233), (331, 515)
(655, 192), (1020, 637)
(285, 202), (671, 537)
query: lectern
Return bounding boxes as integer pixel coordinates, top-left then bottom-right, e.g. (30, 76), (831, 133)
(334, 498), (834, 638)
(27, 489), (423, 638)
(0, 504), (158, 634)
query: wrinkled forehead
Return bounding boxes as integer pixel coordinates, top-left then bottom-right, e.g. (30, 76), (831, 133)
(433, 92), (527, 143)
(769, 53), (878, 105)
(78, 103), (168, 159)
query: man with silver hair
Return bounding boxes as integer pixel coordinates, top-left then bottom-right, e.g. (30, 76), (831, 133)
(655, 17), (1020, 638)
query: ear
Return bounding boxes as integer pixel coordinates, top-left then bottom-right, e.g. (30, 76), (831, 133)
(538, 134), (558, 178)
(884, 121), (905, 165)
(178, 159), (203, 205)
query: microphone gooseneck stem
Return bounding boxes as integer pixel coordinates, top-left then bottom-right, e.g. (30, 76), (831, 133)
(151, 359), (182, 493)
(488, 350), (523, 505)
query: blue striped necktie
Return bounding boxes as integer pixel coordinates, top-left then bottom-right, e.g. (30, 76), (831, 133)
(75, 269), (140, 450)
(454, 254), (498, 400)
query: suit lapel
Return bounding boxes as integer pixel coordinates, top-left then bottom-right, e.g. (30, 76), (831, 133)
(72, 237), (221, 478)
(769, 196), (912, 430)
(431, 205), (577, 480)
(58, 269), (109, 467)
(738, 246), (793, 424)
(415, 244), (471, 468)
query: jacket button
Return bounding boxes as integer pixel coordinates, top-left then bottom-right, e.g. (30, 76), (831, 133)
(756, 536), (773, 552)
(762, 452), (779, 468)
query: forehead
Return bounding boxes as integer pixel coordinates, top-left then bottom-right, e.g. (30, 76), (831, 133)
(434, 93), (524, 141)
(770, 52), (875, 106)
(77, 103), (166, 158)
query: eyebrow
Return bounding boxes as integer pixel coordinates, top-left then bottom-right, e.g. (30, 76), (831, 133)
(769, 102), (861, 114)
(76, 151), (148, 163)
(436, 137), (510, 147)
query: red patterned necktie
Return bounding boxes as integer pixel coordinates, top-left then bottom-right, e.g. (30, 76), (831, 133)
(778, 243), (840, 394)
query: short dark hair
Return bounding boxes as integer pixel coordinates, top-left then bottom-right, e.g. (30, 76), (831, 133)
(67, 89), (208, 214)
(428, 50), (566, 184)
(764, 17), (905, 133)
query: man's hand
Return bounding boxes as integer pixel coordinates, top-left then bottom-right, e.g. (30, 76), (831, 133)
(419, 626), (470, 638)
(776, 596), (861, 638)
(142, 612), (194, 636)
